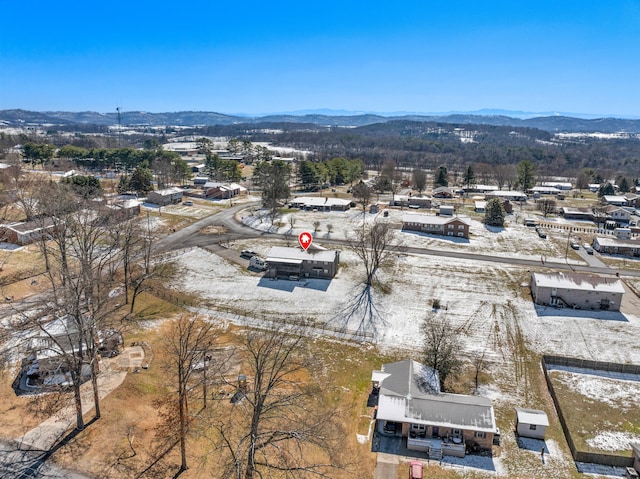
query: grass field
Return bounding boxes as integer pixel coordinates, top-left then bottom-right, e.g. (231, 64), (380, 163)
(548, 369), (640, 456)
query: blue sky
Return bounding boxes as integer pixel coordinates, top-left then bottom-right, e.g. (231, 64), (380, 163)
(2, 1), (640, 116)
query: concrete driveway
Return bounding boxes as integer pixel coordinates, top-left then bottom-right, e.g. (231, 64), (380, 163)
(375, 453), (399, 479)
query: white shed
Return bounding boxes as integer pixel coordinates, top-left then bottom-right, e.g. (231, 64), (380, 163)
(515, 408), (549, 439)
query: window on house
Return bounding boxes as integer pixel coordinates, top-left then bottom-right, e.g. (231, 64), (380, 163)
(474, 431), (486, 438)
(458, 225), (464, 229)
(529, 424), (537, 430)
(448, 224), (454, 229)
(452, 428), (462, 436)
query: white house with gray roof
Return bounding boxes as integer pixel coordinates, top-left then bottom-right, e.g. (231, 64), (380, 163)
(289, 196), (351, 211)
(530, 272), (625, 311)
(372, 360), (498, 457)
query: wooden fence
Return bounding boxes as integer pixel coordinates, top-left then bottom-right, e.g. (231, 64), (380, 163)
(145, 285), (375, 342)
(542, 355), (636, 468)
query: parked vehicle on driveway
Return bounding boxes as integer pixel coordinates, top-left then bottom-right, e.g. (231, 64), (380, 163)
(240, 250), (258, 259)
(409, 460), (423, 479)
(570, 240), (580, 250)
(249, 256), (268, 271)
(537, 229), (547, 239)
(583, 243), (594, 254)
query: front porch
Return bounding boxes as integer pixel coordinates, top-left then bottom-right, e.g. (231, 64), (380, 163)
(376, 420), (467, 459)
(407, 435), (466, 459)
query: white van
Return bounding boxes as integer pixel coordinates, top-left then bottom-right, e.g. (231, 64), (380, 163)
(249, 256), (268, 271)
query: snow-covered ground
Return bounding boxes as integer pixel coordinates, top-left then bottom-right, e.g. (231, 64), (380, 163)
(242, 206), (585, 264)
(170, 244), (640, 365)
(163, 204), (640, 477)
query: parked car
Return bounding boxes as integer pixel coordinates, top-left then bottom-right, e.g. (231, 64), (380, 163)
(183, 200), (194, 206)
(583, 243), (594, 254)
(570, 240), (580, 250)
(240, 250), (258, 259)
(409, 461), (423, 479)
(249, 256), (268, 271)
(383, 422), (397, 434)
(537, 229), (547, 239)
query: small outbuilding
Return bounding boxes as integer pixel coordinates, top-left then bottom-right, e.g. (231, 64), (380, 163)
(515, 408), (549, 440)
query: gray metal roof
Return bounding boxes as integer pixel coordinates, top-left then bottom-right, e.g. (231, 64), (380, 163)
(374, 360), (497, 433)
(531, 272), (625, 294)
(376, 359), (440, 397)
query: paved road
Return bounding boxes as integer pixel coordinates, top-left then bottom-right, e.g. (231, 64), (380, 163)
(154, 206), (640, 279)
(152, 201), (260, 254)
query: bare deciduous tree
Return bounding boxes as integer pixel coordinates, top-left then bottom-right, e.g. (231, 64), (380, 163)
(412, 168), (427, 194)
(346, 221), (395, 287)
(351, 180), (372, 214)
(494, 164), (516, 190)
(9, 188), (124, 430)
(214, 326), (345, 479)
(537, 198), (557, 217)
(422, 312), (463, 391)
(161, 314), (220, 473)
(472, 349), (487, 393)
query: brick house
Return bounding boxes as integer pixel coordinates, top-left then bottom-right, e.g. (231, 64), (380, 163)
(402, 214), (470, 239)
(530, 272), (624, 311)
(372, 360), (498, 458)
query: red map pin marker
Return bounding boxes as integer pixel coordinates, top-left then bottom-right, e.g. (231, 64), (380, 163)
(298, 231), (313, 251)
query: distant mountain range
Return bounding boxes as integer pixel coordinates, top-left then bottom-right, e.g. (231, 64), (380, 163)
(2, 108), (640, 134)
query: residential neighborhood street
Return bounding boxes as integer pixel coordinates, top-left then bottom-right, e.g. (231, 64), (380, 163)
(153, 203), (640, 280)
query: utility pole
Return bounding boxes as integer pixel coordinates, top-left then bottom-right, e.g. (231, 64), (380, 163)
(565, 227), (573, 265)
(116, 107), (122, 147)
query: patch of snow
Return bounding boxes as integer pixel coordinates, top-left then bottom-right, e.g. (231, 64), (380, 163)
(167, 244), (640, 370)
(586, 431), (640, 452)
(549, 369), (640, 409)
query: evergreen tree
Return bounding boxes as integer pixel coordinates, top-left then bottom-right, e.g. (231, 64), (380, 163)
(618, 176), (631, 193)
(117, 175), (131, 194)
(434, 166), (448, 187)
(484, 198), (506, 226)
(61, 175), (101, 198)
(463, 164), (475, 188)
(129, 163), (154, 193)
(516, 160), (537, 190)
(597, 182), (615, 197)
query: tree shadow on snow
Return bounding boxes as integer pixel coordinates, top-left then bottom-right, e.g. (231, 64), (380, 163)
(330, 284), (388, 337)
